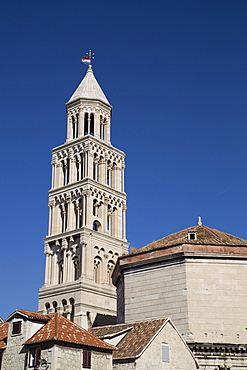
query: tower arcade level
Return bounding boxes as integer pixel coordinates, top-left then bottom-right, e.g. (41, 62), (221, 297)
(38, 65), (129, 329)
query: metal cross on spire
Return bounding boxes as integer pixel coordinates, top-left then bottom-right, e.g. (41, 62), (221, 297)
(81, 50), (95, 66)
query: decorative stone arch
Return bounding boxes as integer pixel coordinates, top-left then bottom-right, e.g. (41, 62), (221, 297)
(45, 302), (50, 314)
(93, 256), (102, 284)
(107, 260), (115, 284)
(52, 301), (58, 313)
(92, 220), (101, 232)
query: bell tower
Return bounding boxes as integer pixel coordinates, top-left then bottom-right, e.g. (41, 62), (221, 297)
(38, 58), (128, 329)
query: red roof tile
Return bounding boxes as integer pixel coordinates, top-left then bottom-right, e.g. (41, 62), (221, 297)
(91, 318), (168, 359)
(25, 313), (115, 350)
(0, 322), (8, 349)
(7, 309), (50, 322)
(130, 225), (247, 255)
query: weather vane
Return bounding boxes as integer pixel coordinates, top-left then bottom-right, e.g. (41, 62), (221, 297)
(81, 50), (95, 66)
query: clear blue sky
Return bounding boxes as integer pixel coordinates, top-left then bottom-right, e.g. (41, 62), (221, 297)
(1, 0), (247, 320)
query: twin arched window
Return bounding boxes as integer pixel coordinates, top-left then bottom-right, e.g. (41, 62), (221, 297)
(84, 113), (94, 136)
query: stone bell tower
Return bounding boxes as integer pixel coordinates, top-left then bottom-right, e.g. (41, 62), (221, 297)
(38, 61), (128, 329)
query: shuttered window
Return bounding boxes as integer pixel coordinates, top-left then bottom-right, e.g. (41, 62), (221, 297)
(83, 349), (91, 369)
(27, 347), (41, 368)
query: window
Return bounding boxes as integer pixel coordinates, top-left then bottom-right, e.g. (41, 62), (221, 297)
(26, 348), (41, 368)
(92, 220), (100, 232)
(70, 298), (75, 322)
(52, 301), (58, 313)
(188, 232), (196, 240)
(162, 343), (170, 363)
(94, 257), (102, 283)
(83, 349), (91, 369)
(74, 259), (80, 280)
(45, 302), (50, 314)
(58, 262), (63, 284)
(12, 321), (22, 335)
(84, 113), (88, 135)
(90, 113), (94, 135)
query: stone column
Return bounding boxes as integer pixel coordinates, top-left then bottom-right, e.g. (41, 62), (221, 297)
(121, 164), (125, 192)
(94, 109), (100, 139)
(70, 156), (77, 183)
(78, 108), (84, 137)
(88, 151), (94, 179)
(66, 249), (73, 282)
(99, 158), (105, 184)
(44, 243), (51, 286)
(80, 234), (87, 278)
(48, 200), (54, 236)
(67, 114), (72, 141)
(122, 204), (127, 240)
(62, 238), (68, 282)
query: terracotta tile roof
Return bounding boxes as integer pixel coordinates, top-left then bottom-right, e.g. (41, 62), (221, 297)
(25, 313), (115, 350)
(90, 318), (168, 359)
(131, 225), (247, 255)
(7, 309), (50, 322)
(0, 323), (8, 349)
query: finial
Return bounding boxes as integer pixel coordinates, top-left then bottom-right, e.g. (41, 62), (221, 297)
(81, 50), (95, 67)
(197, 216), (202, 226)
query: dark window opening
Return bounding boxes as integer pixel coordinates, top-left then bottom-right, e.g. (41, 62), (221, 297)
(27, 347), (41, 368)
(12, 321), (21, 335)
(92, 220), (100, 231)
(188, 232), (196, 240)
(83, 349), (91, 369)
(84, 113), (88, 135)
(90, 113), (94, 135)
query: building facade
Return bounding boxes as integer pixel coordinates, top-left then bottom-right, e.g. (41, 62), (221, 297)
(38, 65), (129, 329)
(113, 223), (247, 369)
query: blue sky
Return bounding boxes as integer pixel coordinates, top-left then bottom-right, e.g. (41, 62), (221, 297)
(1, 0), (247, 320)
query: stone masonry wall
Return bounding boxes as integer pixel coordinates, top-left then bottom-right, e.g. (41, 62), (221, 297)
(122, 261), (189, 336)
(186, 257), (247, 344)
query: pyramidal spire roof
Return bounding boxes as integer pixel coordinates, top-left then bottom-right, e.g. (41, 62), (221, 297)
(68, 65), (110, 105)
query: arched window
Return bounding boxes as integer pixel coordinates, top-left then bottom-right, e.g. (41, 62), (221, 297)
(107, 205), (112, 235)
(66, 158), (70, 184)
(92, 220), (101, 232)
(90, 113), (94, 135)
(100, 116), (106, 140)
(69, 298), (75, 322)
(75, 155), (80, 181)
(58, 262), (63, 284)
(93, 153), (98, 181)
(52, 301), (58, 313)
(94, 257), (102, 283)
(93, 199), (98, 216)
(107, 260), (115, 284)
(62, 299), (67, 318)
(74, 259), (80, 280)
(72, 115), (78, 139)
(84, 113), (88, 135)
(106, 160), (112, 186)
(45, 302), (50, 314)
(62, 160), (66, 185)
(60, 203), (68, 233)
(80, 153), (84, 179)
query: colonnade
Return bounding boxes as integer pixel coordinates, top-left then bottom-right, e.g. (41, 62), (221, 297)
(52, 149), (124, 192)
(48, 192), (126, 239)
(67, 110), (111, 144)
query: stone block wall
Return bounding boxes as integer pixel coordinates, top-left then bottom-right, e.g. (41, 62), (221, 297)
(120, 261), (189, 336)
